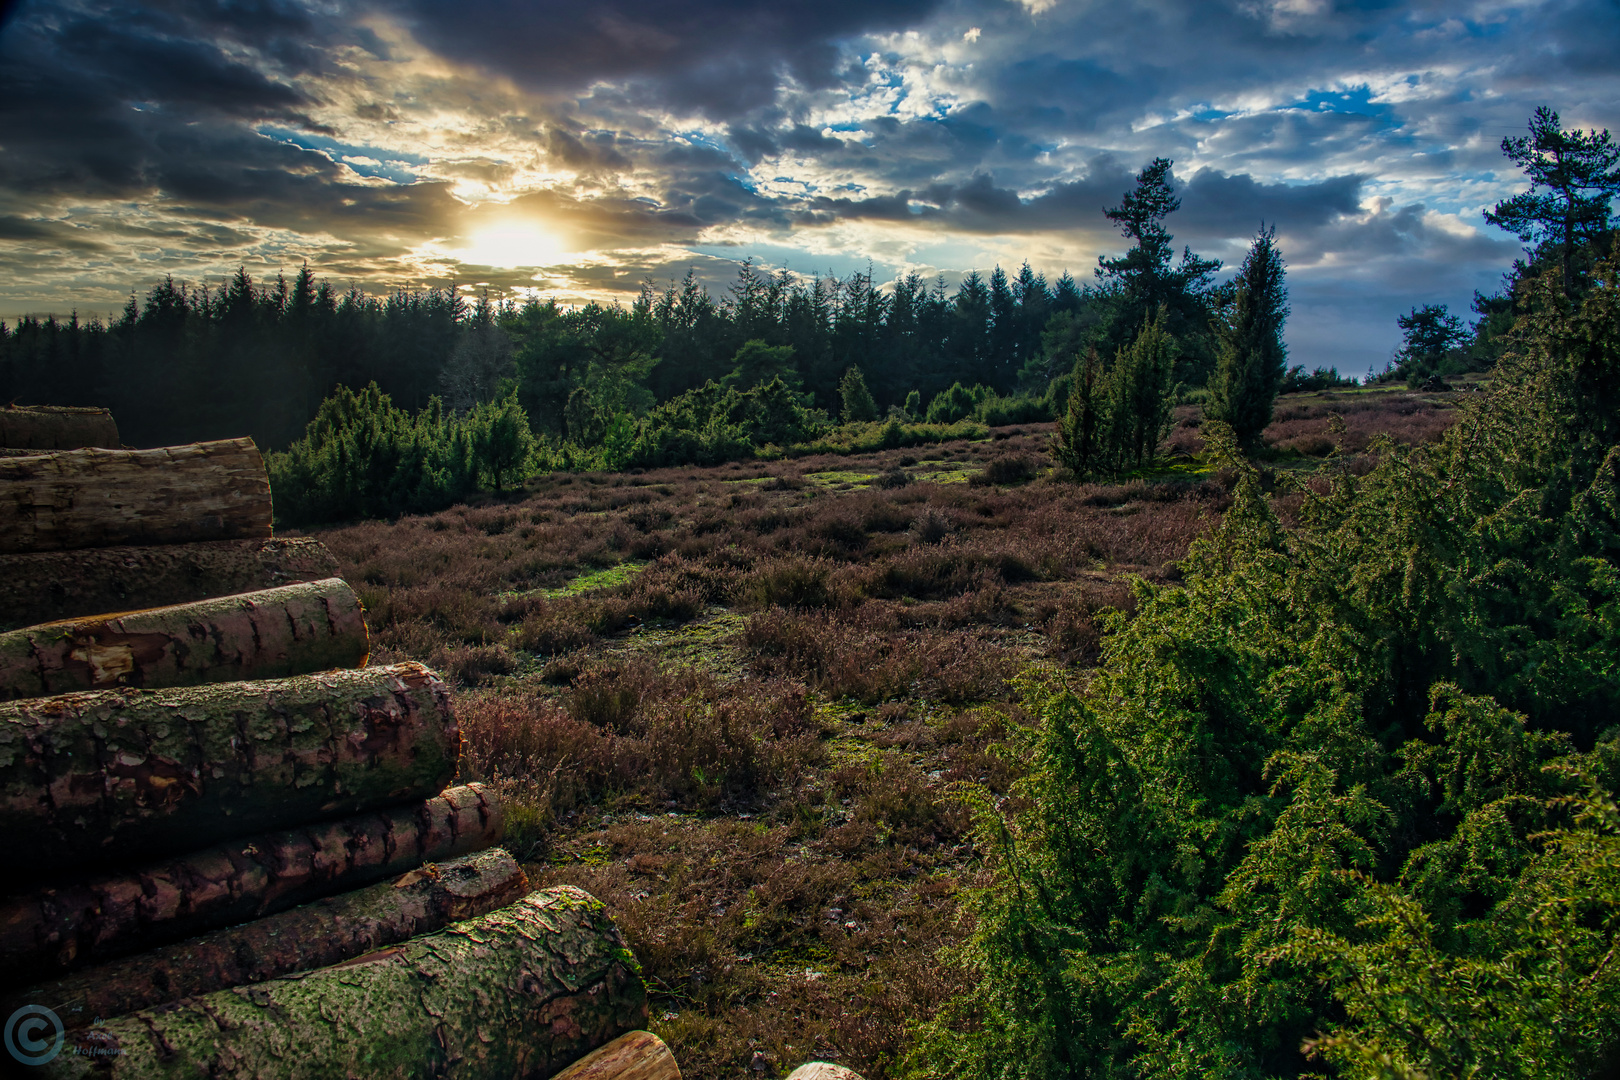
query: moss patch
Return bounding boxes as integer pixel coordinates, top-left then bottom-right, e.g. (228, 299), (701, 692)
(543, 562), (651, 597)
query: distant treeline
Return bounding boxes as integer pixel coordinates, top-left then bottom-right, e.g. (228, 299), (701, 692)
(0, 157), (1346, 453)
(0, 150), (1538, 490)
(0, 259), (1137, 451)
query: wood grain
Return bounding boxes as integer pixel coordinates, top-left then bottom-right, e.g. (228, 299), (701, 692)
(0, 783), (504, 983)
(4, 848), (529, 1029)
(0, 662), (459, 874)
(0, 405), (120, 451)
(552, 1030), (683, 1080)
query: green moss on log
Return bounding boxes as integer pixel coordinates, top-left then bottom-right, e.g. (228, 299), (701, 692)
(5, 848), (529, 1028)
(43, 887), (648, 1080)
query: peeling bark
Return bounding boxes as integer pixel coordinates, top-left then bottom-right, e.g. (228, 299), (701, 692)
(0, 439), (272, 554)
(552, 1030), (682, 1080)
(5, 848), (528, 1028)
(0, 783), (503, 983)
(0, 662), (459, 874)
(0, 537), (340, 632)
(41, 887), (647, 1080)
(0, 577), (370, 701)
(0, 406), (120, 451)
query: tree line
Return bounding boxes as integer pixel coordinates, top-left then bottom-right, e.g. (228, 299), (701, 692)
(0, 152), (1280, 454)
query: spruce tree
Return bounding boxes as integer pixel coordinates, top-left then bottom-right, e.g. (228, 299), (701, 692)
(1207, 225), (1289, 451)
(838, 365), (879, 422)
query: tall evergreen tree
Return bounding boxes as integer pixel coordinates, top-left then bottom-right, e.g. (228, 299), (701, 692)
(1097, 158), (1222, 383)
(1051, 346), (1105, 477)
(1207, 225), (1289, 451)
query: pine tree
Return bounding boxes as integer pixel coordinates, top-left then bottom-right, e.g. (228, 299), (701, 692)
(838, 365), (879, 423)
(1485, 107), (1620, 297)
(1207, 225), (1289, 451)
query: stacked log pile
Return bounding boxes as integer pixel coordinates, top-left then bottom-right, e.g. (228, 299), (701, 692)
(0, 435), (655, 1078)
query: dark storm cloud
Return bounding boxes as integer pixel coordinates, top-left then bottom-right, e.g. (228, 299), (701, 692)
(390, 0), (948, 119)
(0, 0), (328, 199)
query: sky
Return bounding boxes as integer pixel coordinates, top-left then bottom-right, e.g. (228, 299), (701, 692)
(1, 0), (1617, 375)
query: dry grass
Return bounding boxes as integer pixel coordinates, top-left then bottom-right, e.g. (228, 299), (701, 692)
(310, 389), (1455, 1078)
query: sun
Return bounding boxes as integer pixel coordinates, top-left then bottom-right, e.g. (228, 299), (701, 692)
(457, 220), (568, 268)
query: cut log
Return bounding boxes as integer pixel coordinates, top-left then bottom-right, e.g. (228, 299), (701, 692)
(0, 405), (120, 451)
(785, 1065), (866, 1080)
(0, 782), (503, 983)
(0, 661), (459, 875)
(4, 848), (529, 1028)
(0, 536), (340, 632)
(40, 887), (646, 1080)
(0, 577), (370, 701)
(553, 1031), (683, 1080)
(0, 438), (272, 554)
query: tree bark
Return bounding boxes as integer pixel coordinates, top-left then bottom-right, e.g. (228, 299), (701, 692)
(4, 848), (529, 1028)
(40, 887), (646, 1080)
(0, 577), (370, 701)
(0, 405), (120, 451)
(0, 439), (272, 554)
(0, 783), (503, 983)
(0, 536), (341, 632)
(552, 1030), (682, 1080)
(0, 662), (459, 875)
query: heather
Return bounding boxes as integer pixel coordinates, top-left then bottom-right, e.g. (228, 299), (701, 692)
(297, 385), (1464, 1078)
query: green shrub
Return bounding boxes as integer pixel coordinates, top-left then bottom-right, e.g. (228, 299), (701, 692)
(619, 376), (830, 469)
(267, 382), (549, 526)
(909, 254), (1620, 1079)
(1050, 313), (1176, 481)
(973, 392), (1051, 426)
(925, 382), (987, 424)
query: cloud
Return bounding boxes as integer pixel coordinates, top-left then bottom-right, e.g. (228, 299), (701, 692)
(385, 0), (949, 119)
(0, 0), (1614, 375)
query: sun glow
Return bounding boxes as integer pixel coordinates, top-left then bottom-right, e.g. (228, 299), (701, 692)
(457, 220), (568, 268)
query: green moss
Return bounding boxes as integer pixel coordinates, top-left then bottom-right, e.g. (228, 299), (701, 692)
(912, 467), (975, 484)
(543, 561), (650, 597)
(805, 470), (880, 488)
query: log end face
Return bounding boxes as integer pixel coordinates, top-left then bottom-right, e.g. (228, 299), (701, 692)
(549, 1030), (682, 1080)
